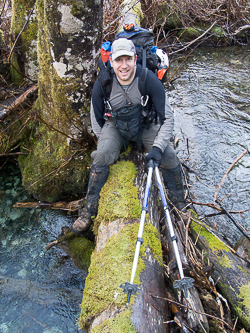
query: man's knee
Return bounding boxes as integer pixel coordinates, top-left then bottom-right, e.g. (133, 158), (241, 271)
(91, 139), (121, 166)
(161, 146), (179, 169)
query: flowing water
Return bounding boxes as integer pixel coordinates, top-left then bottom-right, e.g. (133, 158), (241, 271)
(0, 45), (250, 332)
(0, 163), (85, 332)
(170, 45), (250, 245)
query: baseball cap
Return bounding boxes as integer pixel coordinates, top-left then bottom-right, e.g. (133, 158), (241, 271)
(111, 38), (136, 61)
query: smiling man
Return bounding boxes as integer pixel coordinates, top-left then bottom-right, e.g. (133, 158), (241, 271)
(72, 38), (186, 233)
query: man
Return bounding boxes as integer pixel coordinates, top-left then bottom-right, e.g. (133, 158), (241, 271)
(72, 38), (186, 233)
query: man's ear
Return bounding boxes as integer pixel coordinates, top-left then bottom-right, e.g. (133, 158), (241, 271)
(110, 58), (113, 67)
(135, 55), (137, 63)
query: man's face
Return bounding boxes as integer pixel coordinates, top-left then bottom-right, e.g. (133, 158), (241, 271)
(110, 55), (137, 85)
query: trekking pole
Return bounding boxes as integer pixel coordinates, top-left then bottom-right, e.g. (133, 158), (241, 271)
(120, 159), (154, 308)
(154, 166), (194, 298)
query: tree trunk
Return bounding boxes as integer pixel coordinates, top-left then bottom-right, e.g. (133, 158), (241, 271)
(18, 0), (103, 202)
(79, 153), (169, 332)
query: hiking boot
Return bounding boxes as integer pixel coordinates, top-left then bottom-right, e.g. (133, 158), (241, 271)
(161, 165), (186, 212)
(72, 164), (109, 233)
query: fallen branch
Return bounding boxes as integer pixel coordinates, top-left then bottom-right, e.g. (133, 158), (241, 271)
(13, 198), (84, 212)
(213, 149), (248, 204)
(0, 84), (38, 120)
(0, 152), (29, 156)
(216, 200), (250, 241)
(151, 295), (233, 330)
(233, 24), (250, 35)
(169, 21), (217, 55)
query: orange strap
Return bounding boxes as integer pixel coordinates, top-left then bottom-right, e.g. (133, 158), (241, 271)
(158, 68), (167, 81)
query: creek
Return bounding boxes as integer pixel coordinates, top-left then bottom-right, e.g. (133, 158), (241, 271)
(0, 163), (85, 332)
(170, 44), (250, 245)
(0, 44), (249, 332)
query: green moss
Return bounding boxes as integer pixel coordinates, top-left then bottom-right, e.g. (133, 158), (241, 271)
(237, 265), (249, 275)
(191, 211), (232, 267)
(233, 283), (250, 331)
(92, 309), (136, 333)
(178, 27), (200, 41)
(18, 121), (91, 202)
(10, 54), (23, 86)
(239, 283), (250, 312)
(217, 254), (233, 268)
(211, 26), (227, 38)
(79, 222), (162, 331)
(10, 0), (38, 84)
(94, 161), (141, 232)
(191, 211), (229, 254)
(67, 236), (95, 270)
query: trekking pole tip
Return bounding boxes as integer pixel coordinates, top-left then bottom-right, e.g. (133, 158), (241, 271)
(126, 289), (132, 308)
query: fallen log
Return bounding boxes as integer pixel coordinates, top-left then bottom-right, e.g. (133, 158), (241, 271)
(190, 212), (250, 331)
(78, 158), (169, 332)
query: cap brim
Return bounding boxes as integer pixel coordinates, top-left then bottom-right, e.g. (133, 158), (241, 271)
(111, 50), (135, 61)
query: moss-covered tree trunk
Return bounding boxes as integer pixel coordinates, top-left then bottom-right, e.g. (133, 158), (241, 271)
(79, 156), (168, 332)
(18, 0), (103, 201)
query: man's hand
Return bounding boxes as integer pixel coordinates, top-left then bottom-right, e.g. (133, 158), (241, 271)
(145, 146), (162, 167)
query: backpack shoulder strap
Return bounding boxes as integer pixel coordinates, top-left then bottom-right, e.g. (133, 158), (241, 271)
(138, 67), (148, 98)
(98, 69), (113, 101)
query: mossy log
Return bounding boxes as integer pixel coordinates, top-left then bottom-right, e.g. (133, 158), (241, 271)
(78, 156), (169, 333)
(191, 216), (250, 331)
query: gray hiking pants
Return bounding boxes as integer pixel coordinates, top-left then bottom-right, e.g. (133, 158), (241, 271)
(91, 119), (179, 169)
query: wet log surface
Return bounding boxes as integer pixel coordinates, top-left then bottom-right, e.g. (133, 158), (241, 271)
(191, 225), (250, 331)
